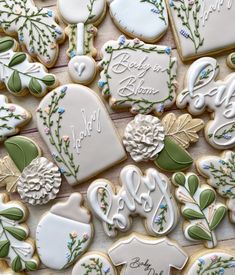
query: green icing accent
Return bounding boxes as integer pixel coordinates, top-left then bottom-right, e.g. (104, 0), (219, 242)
(8, 53), (27, 67)
(0, 37), (15, 53)
(188, 175), (199, 196)
(42, 75), (55, 86)
(209, 206), (227, 231)
(0, 240), (10, 257)
(0, 207), (24, 221)
(140, 0), (166, 25)
(8, 71), (22, 94)
(4, 136), (40, 172)
(182, 209), (204, 220)
(173, 172), (186, 186)
(12, 255), (22, 272)
(188, 225), (212, 241)
(199, 189), (215, 210)
(25, 261), (38, 271)
(231, 53), (235, 65)
(5, 227), (27, 241)
(29, 78), (42, 95)
(81, 257), (107, 274)
(155, 137), (193, 172)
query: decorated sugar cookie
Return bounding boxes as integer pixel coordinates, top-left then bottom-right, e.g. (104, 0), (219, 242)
(36, 84), (126, 186)
(99, 36), (177, 115)
(0, 261), (26, 275)
(87, 165), (179, 237)
(167, 0), (235, 61)
(0, 95), (31, 141)
(108, 0), (169, 42)
(172, 172), (227, 248)
(0, 193), (39, 272)
(0, 0), (64, 68)
(197, 151), (235, 224)
(36, 193), (93, 270)
(108, 233), (188, 275)
(0, 37), (57, 97)
(123, 114), (204, 172)
(72, 252), (117, 275)
(183, 249), (235, 275)
(177, 57), (235, 150)
(58, 0), (106, 84)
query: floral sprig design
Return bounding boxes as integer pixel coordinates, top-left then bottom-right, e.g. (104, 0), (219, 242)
(141, 0), (167, 25)
(64, 232), (89, 268)
(172, 172), (227, 248)
(0, 0), (63, 66)
(170, 0), (204, 53)
(82, 257), (111, 275)
(196, 255), (235, 275)
(37, 87), (79, 181)
(154, 203), (168, 232)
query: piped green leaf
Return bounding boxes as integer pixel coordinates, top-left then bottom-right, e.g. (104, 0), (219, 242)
(25, 261), (38, 271)
(173, 172), (186, 186)
(5, 227), (27, 241)
(188, 225), (212, 241)
(182, 209), (204, 220)
(0, 37), (14, 53)
(209, 206), (227, 230)
(7, 71), (22, 93)
(199, 189), (215, 210)
(11, 255), (22, 272)
(188, 175), (199, 196)
(9, 53), (27, 67)
(42, 75), (56, 86)
(231, 53), (235, 65)
(0, 207), (24, 221)
(29, 78), (42, 95)
(155, 137), (193, 172)
(0, 240), (10, 257)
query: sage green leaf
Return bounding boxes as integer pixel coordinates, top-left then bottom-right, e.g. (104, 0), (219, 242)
(0, 240), (10, 257)
(173, 172), (186, 186)
(199, 189), (216, 210)
(25, 261), (38, 271)
(5, 227), (27, 241)
(0, 37), (14, 53)
(155, 137), (193, 172)
(182, 209), (204, 220)
(188, 225), (212, 241)
(4, 136), (41, 172)
(209, 206), (227, 230)
(9, 53), (27, 67)
(11, 256), (22, 272)
(42, 75), (55, 86)
(188, 175), (199, 196)
(7, 71), (22, 94)
(0, 207), (24, 221)
(231, 53), (235, 65)
(29, 78), (42, 95)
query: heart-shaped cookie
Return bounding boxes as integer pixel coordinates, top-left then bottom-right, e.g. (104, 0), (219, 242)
(36, 84), (126, 186)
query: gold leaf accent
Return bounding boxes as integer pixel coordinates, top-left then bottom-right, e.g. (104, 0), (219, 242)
(162, 113), (204, 149)
(0, 156), (21, 193)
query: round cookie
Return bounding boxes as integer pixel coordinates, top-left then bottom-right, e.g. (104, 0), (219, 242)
(36, 193), (93, 270)
(72, 252), (117, 275)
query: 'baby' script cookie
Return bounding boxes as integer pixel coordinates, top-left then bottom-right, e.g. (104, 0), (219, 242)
(177, 57), (235, 150)
(36, 84), (126, 186)
(99, 36), (177, 115)
(87, 165), (179, 237)
(167, 0), (235, 61)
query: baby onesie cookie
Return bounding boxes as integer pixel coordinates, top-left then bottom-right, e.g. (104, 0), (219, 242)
(87, 165), (179, 237)
(167, 0), (235, 61)
(108, 233), (188, 275)
(108, 0), (169, 42)
(72, 252), (117, 275)
(197, 151), (235, 224)
(58, 0), (106, 84)
(0, 95), (31, 142)
(0, 0), (64, 67)
(123, 113), (204, 172)
(99, 36), (177, 115)
(36, 84), (126, 186)
(0, 193), (39, 272)
(177, 57), (235, 150)
(0, 37), (57, 97)
(172, 172), (227, 248)
(183, 249), (235, 275)
(36, 193), (93, 270)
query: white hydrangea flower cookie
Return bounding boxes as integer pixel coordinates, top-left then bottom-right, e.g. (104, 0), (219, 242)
(36, 84), (126, 186)
(172, 172), (227, 249)
(108, 233), (188, 275)
(183, 249), (235, 275)
(58, 0), (106, 84)
(0, 95), (31, 142)
(197, 151), (235, 224)
(87, 165), (179, 237)
(177, 57), (235, 150)
(36, 193), (93, 270)
(99, 36), (177, 115)
(167, 0), (235, 61)
(72, 252), (117, 275)
(0, 37), (58, 97)
(0, 194), (39, 272)
(108, 0), (169, 42)
(0, 0), (65, 68)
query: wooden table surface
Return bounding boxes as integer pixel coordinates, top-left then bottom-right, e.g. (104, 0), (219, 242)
(1, 0), (235, 274)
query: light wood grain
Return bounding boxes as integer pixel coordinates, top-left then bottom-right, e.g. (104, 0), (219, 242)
(0, 0), (234, 274)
